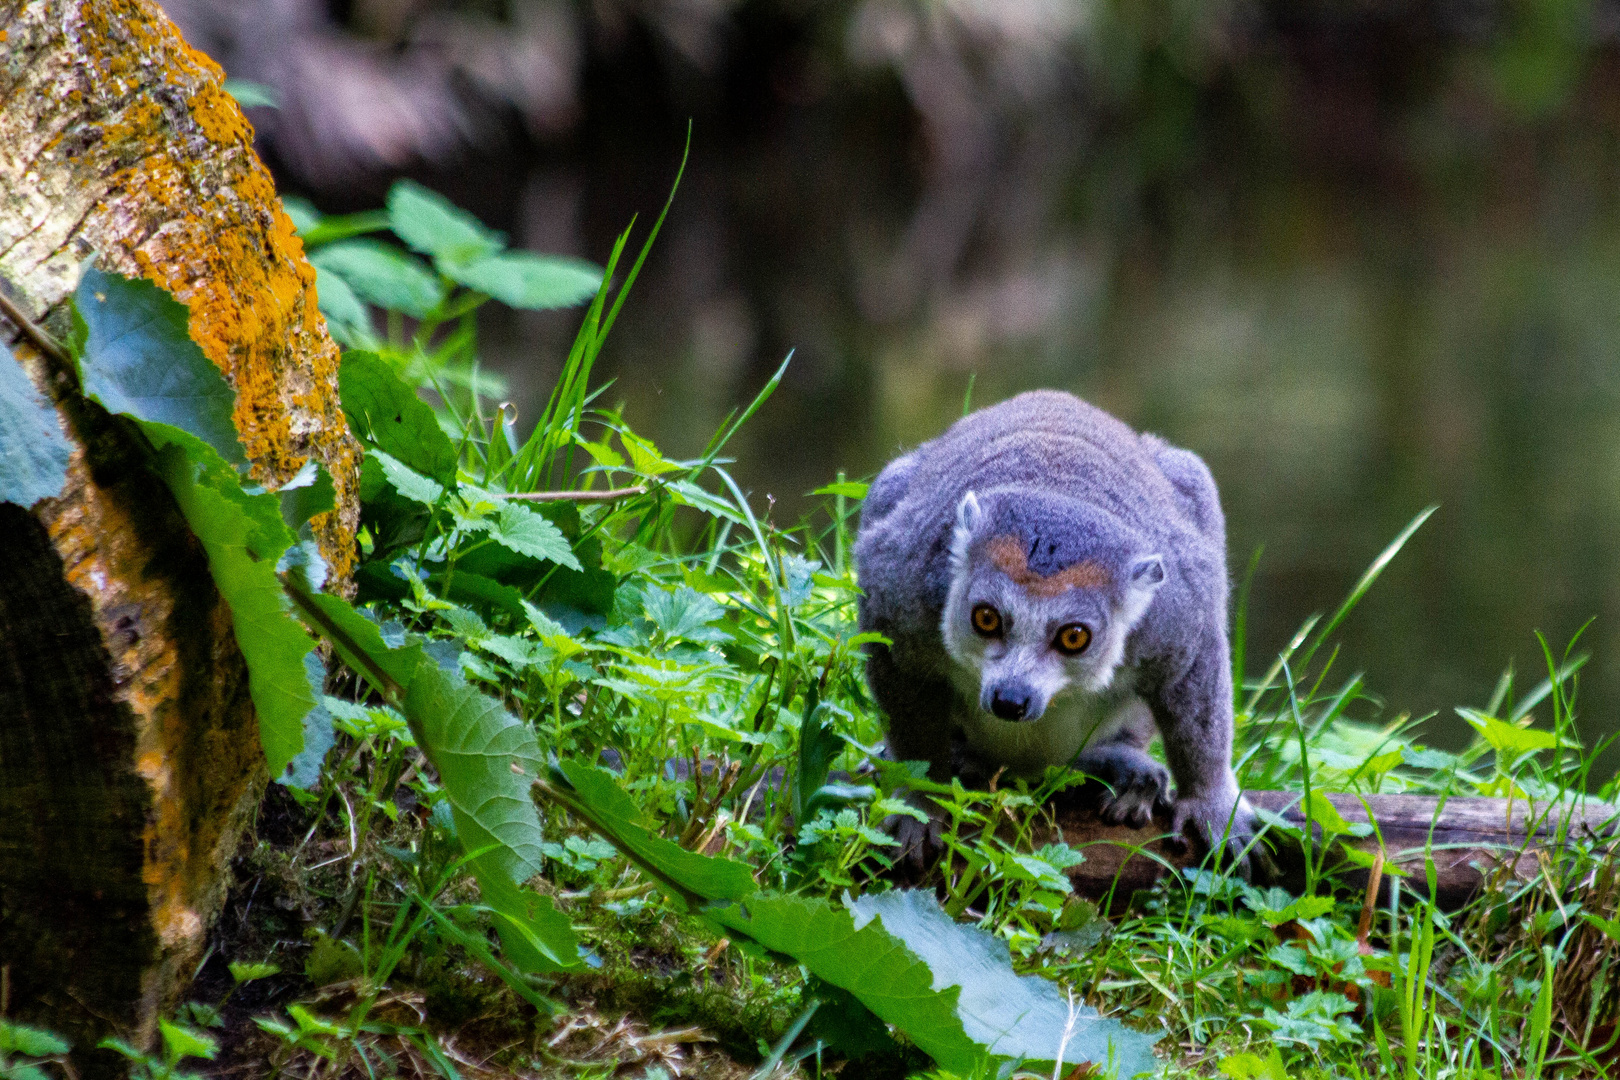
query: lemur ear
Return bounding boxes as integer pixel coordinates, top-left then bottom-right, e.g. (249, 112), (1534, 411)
(956, 490), (982, 532)
(1129, 555), (1165, 589)
(950, 491), (981, 569)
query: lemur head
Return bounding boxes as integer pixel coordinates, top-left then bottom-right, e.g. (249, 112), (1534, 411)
(940, 489), (1166, 722)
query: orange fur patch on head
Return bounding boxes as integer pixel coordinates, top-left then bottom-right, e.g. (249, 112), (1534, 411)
(984, 535), (1111, 597)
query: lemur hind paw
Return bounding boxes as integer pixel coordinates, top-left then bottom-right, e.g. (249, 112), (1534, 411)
(1171, 791), (1264, 878)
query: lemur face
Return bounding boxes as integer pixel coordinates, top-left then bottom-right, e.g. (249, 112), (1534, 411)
(940, 491), (1165, 722)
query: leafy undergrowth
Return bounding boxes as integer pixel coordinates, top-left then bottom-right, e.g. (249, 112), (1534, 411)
(8, 167), (1620, 1080)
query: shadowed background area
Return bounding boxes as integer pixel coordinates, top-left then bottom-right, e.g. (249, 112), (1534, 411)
(163, 0), (1620, 765)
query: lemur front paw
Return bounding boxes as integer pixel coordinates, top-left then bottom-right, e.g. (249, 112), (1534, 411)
(1075, 745), (1172, 828)
(1171, 790), (1262, 877)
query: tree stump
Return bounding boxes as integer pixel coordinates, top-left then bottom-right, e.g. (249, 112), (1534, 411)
(0, 0), (360, 1063)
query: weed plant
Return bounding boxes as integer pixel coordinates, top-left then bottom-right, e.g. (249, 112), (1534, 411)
(163, 178), (1620, 1078)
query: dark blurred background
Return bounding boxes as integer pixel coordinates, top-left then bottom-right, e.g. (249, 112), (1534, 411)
(162, 0), (1620, 760)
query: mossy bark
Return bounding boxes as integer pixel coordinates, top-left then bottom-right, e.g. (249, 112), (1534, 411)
(0, 0), (360, 1063)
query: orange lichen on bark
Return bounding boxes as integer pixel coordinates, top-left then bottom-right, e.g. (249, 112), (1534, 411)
(18, 0), (361, 584)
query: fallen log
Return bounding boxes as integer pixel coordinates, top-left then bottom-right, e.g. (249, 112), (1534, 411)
(1051, 789), (1620, 910)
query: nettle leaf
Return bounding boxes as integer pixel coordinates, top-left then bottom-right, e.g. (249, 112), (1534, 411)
(485, 503), (580, 569)
(387, 180), (505, 269)
(450, 252), (602, 311)
(0, 1019), (71, 1056)
(145, 426), (314, 778)
(1461, 709), (1561, 759)
(549, 760), (760, 904)
(283, 587), (578, 972)
(75, 265), (245, 467)
(643, 585), (726, 642)
(371, 449), (446, 506)
(620, 430), (681, 476)
(0, 340), (71, 507)
(309, 240), (444, 319)
(339, 351), (459, 485)
(848, 891), (1159, 1076)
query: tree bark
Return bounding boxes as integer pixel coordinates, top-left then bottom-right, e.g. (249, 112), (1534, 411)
(0, 0), (360, 1064)
(1053, 789), (1620, 910)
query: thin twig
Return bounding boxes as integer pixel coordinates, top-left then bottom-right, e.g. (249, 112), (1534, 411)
(0, 288), (69, 366)
(507, 485), (649, 503)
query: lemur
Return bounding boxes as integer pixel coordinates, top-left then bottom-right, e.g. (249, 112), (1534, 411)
(853, 389), (1257, 867)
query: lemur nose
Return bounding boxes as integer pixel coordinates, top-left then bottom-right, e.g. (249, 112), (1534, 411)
(990, 688), (1031, 721)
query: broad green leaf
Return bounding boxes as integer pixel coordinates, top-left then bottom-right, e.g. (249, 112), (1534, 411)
(371, 448), (445, 506)
(339, 350), (458, 485)
(0, 1020), (69, 1056)
(1300, 790), (1354, 835)
(147, 430), (313, 778)
(449, 252), (602, 310)
(709, 893), (979, 1070)
(0, 340), (70, 507)
(387, 180), (505, 268)
(548, 760), (759, 904)
(312, 265), (373, 348)
(280, 653), (335, 789)
(282, 586), (578, 971)
(1462, 709), (1560, 758)
(228, 961), (281, 983)
(75, 266), (245, 466)
(643, 585), (726, 642)
(1219, 1048), (1290, 1080)
(486, 503), (581, 570)
(277, 458), (336, 532)
(309, 240), (443, 319)
(157, 1020), (217, 1061)
(221, 78), (278, 108)
(621, 430), (681, 475)
(848, 891), (1158, 1075)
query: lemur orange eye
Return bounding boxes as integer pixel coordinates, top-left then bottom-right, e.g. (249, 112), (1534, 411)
(970, 603), (1003, 637)
(1054, 623), (1091, 655)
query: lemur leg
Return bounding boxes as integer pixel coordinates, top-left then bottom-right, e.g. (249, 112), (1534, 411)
(865, 644), (957, 868)
(1146, 634), (1259, 870)
(1073, 698), (1170, 828)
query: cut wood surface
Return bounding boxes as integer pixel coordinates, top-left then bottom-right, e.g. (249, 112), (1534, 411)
(0, 0), (359, 1064)
(1051, 789), (1620, 909)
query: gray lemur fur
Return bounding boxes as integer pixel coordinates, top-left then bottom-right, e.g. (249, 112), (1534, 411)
(854, 389), (1257, 863)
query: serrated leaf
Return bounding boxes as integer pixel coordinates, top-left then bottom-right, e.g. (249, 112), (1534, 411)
(849, 891), (1158, 1075)
(486, 503), (580, 570)
(621, 430), (681, 476)
(157, 1020), (217, 1062)
(309, 240), (443, 318)
(642, 585), (726, 641)
(146, 429), (313, 777)
(281, 586), (578, 972)
(449, 252), (602, 310)
(550, 760), (759, 904)
(0, 1020), (70, 1056)
(372, 448), (445, 506)
(0, 340), (70, 507)
(387, 180), (505, 268)
(279, 653), (335, 789)
(75, 266), (245, 466)
(339, 350), (459, 485)
(1462, 709), (1560, 758)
